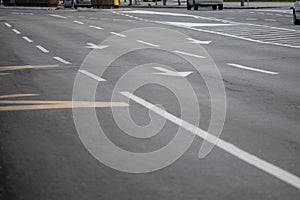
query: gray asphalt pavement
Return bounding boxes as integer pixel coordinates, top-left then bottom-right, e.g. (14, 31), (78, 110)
(0, 6), (300, 200)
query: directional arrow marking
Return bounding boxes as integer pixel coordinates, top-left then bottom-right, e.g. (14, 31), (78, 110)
(84, 43), (109, 49)
(153, 67), (193, 77)
(186, 38), (212, 45)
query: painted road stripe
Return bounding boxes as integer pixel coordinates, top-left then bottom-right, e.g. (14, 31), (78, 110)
(53, 57), (71, 64)
(22, 36), (33, 43)
(264, 19), (277, 22)
(12, 29), (21, 34)
(121, 91), (300, 190)
(4, 23), (12, 27)
(73, 20), (84, 25)
(173, 50), (206, 59)
(227, 63), (278, 75)
(78, 70), (106, 81)
(0, 73), (12, 76)
(137, 40), (160, 47)
(89, 25), (103, 30)
(0, 94), (39, 99)
(0, 100), (128, 111)
(110, 32), (127, 37)
(0, 65), (58, 71)
(50, 14), (67, 19)
(36, 45), (49, 53)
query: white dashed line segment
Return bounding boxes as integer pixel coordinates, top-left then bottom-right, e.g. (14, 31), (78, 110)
(22, 36), (33, 43)
(53, 57), (71, 64)
(173, 50), (206, 59)
(78, 70), (106, 81)
(110, 32), (127, 37)
(4, 23), (12, 27)
(50, 14), (67, 19)
(12, 29), (21, 34)
(89, 25), (103, 30)
(136, 40), (160, 47)
(73, 20), (84, 25)
(120, 91), (300, 190)
(227, 63), (278, 75)
(36, 45), (49, 53)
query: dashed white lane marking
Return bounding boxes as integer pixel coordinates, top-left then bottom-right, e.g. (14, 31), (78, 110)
(227, 63), (278, 75)
(89, 17), (97, 20)
(22, 36), (33, 43)
(84, 43), (109, 49)
(246, 18), (257, 21)
(53, 57), (71, 64)
(36, 45), (49, 53)
(110, 32), (127, 37)
(120, 91), (300, 190)
(276, 14), (283, 17)
(4, 23), (12, 27)
(137, 40), (160, 47)
(173, 50), (206, 59)
(78, 70), (106, 81)
(264, 19), (277, 22)
(78, 16), (85, 18)
(153, 66), (193, 77)
(12, 29), (21, 34)
(50, 14), (67, 19)
(186, 38), (212, 44)
(73, 20), (84, 25)
(89, 25), (103, 30)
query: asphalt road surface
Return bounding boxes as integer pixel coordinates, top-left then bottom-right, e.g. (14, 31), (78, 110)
(0, 6), (300, 200)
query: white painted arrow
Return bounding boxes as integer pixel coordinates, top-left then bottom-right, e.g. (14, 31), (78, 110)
(153, 67), (193, 77)
(186, 38), (212, 45)
(84, 43), (109, 49)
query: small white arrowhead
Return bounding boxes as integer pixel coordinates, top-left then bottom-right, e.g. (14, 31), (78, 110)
(153, 67), (193, 77)
(186, 38), (212, 44)
(84, 43), (109, 49)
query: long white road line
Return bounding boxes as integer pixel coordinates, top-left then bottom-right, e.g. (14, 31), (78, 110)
(121, 91), (300, 190)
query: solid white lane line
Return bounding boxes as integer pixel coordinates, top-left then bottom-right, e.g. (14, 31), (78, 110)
(12, 29), (21, 34)
(53, 57), (71, 64)
(136, 40), (160, 47)
(36, 45), (49, 53)
(89, 25), (103, 30)
(4, 23), (12, 27)
(173, 50), (206, 59)
(78, 70), (106, 81)
(110, 32), (127, 37)
(227, 63), (278, 75)
(120, 91), (300, 190)
(22, 36), (33, 43)
(50, 14), (67, 19)
(73, 20), (84, 25)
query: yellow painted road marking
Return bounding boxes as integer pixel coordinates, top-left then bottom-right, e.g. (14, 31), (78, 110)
(0, 73), (12, 76)
(0, 94), (40, 99)
(0, 65), (58, 71)
(0, 100), (128, 111)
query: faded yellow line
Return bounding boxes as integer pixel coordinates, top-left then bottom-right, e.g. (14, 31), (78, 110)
(0, 94), (40, 99)
(0, 73), (12, 76)
(0, 65), (58, 71)
(0, 101), (128, 111)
